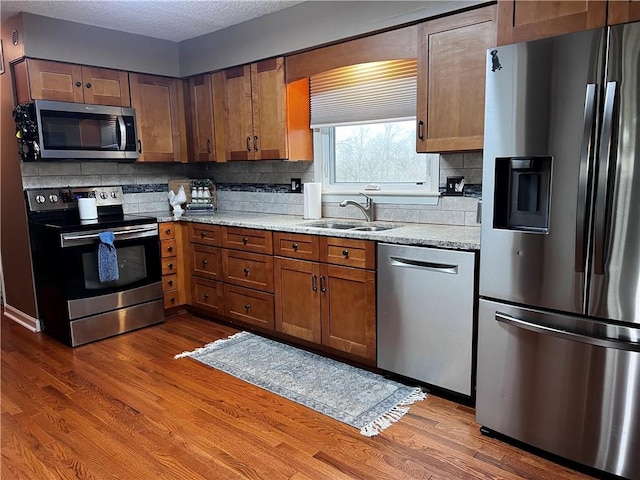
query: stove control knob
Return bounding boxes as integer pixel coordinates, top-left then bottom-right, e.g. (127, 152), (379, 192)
(110, 191), (118, 199)
(48, 194), (58, 203)
(35, 195), (46, 204)
(99, 191), (108, 200)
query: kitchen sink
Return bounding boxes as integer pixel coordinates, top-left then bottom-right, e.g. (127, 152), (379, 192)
(304, 221), (400, 232)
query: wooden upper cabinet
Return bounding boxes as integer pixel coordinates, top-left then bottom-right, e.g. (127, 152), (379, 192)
(188, 74), (217, 162)
(416, 5), (496, 153)
(608, 0), (640, 24)
(129, 73), (187, 162)
(496, 0), (607, 45)
(213, 57), (312, 161)
(12, 58), (130, 106)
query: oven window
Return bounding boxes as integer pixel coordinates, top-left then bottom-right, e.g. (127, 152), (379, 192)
(82, 244), (147, 289)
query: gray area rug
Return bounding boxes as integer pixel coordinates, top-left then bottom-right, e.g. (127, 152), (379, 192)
(175, 331), (426, 436)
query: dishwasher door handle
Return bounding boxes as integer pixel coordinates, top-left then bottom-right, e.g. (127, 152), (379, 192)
(390, 256), (458, 274)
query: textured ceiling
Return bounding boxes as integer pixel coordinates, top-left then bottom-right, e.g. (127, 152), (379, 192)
(0, 0), (305, 42)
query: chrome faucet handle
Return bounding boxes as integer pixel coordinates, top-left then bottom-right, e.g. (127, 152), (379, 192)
(360, 193), (372, 207)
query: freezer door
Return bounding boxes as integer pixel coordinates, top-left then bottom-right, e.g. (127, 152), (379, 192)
(589, 22), (640, 324)
(480, 29), (604, 314)
(476, 299), (640, 479)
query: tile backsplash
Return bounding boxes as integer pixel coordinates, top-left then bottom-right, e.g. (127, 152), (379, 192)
(21, 153), (482, 226)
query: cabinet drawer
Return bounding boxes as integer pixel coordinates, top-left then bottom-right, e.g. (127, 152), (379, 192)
(162, 274), (178, 292)
(159, 223), (176, 240)
(189, 223), (221, 246)
(161, 257), (178, 276)
(222, 227), (273, 254)
(320, 237), (376, 270)
(273, 232), (319, 261)
(192, 278), (224, 315)
(224, 284), (274, 330)
(223, 250), (274, 292)
(163, 290), (179, 309)
(191, 245), (222, 280)
(160, 238), (177, 258)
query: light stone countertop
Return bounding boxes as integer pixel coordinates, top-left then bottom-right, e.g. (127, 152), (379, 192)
(147, 210), (480, 251)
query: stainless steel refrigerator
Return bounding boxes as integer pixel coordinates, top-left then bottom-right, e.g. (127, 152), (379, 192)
(477, 23), (639, 480)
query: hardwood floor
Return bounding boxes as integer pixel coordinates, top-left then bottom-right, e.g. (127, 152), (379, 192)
(1, 312), (596, 480)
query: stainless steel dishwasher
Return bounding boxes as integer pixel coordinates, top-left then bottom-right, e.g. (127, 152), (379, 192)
(377, 243), (477, 397)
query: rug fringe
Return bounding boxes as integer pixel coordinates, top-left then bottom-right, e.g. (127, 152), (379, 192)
(360, 387), (427, 437)
(174, 331), (249, 359)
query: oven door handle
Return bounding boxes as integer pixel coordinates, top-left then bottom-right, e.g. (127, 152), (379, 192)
(60, 224), (158, 247)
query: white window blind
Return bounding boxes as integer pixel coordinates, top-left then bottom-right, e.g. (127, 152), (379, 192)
(310, 59), (417, 128)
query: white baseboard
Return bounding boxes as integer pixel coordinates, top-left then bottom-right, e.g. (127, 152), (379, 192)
(3, 304), (41, 332)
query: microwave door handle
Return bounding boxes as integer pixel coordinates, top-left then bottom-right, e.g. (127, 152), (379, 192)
(593, 81), (617, 275)
(575, 84), (597, 274)
(117, 116), (126, 151)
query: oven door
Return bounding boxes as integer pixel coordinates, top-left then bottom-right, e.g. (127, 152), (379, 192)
(60, 223), (161, 302)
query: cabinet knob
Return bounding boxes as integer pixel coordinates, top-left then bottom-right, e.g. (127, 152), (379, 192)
(167, 280), (174, 286)
(167, 263), (174, 269)
(85, 82), (92, 89)
(167, 246), (173, 252)
(202, 259), (208, 266)
(203, 293), (209, 299)
(342, 250), (349, 258)
(243, 267), (250, 276)
(165, 228), (171, 234)
(169, 297), (175, 304)
(292, 243), (298, 251)
(242, 237), (248, 244)
(200, 231), (207, 238)
(75, 81), (82, 87)
(244, 303), (251, 310)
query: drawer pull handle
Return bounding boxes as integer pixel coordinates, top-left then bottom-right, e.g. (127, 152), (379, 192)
(200, 231), (206, 237)
(165, 228), (171, 234)
(242, 237), (249, 244)
(207, 138), (213, 154)
(169, 297), (175, 304)
(292, 243), (299, 251)
(85, 82), (92, 89)
(320, 275), (327, 293)
(244, 303), (251, 310)
(204, 293), (209, 299)
(342, 250), (349, 258)
(243, 267), (250, 276)
(246, 136), (252, 152)
(202, 259), (208, 266)
(75, 81), (82, 87)
(312, 274), (318, 292)
(167, 263), (174, 269)
(167, 246), (173, 252)
(167, 280), (174, 286)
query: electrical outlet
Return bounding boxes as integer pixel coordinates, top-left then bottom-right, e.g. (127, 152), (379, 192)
(290, 178), (302, 193)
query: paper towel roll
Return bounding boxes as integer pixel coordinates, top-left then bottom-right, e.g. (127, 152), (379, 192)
(78, 197), (98, 220)
(303, 182), (322, 219)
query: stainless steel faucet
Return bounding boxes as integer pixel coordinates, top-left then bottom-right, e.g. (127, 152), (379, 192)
(339, 193), (374, 222)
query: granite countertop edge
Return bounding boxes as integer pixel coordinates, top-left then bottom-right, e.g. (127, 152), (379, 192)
(147, 211), (481, 251)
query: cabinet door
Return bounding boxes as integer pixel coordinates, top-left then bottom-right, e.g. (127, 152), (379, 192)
(251, 57), (288, 160)
(218, 65), (254, 161)
(274, 257), (322, 343)
(188, 74), (216, 162)
(20, 59), (84, 103)
(417, 6), (496, 153)
(608, 0), (640, 25)
(81, 66), (130, 107)
(496, 0), (606, 45)
(129, 73), (186, 162)
(321, 264), (376, 361)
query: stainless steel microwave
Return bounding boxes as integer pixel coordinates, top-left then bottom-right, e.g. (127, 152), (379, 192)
(13, 100), (139, 161)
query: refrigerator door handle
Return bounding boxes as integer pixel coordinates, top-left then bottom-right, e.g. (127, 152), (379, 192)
(593, 81), (617, 275)
(575, 83), (597, 274)
(495, 311), (638, 352)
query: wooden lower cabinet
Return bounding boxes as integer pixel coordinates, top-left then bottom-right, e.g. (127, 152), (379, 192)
(274, 233), (377, 362)
(192, 277), (224, 315)
(224, 284), (274, 329)
(274, 257), (322, 343)
(159, 222), (186, 310)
